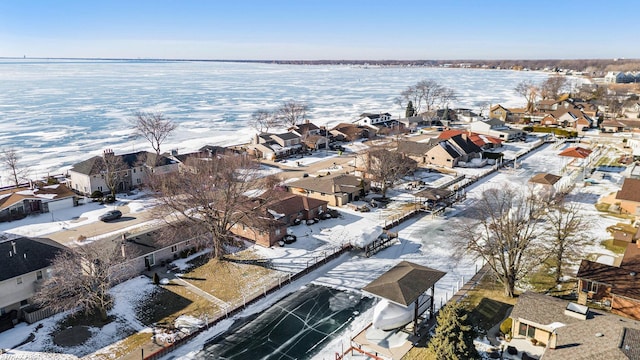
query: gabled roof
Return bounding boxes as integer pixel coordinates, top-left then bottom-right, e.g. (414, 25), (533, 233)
(510, 291), (585, 329)
(448, 134), (482, 154)
(272, 132), (300, 141)
(262, 192), (328, 218)
(490, 104), (510, 112)
(577, 259), (640, 300)
(0, 184), (76, 211)
(362, 261), (445, 307)
(396, 140), (438, 156)
(70, 151), (175, 175)
(512, 292), (640, 360)
(529, 173), (562, 185)
(0, 235), (67, 281)
(290, 122), (320, 133)
(287, 173), (368, 195)
(616, 178), (640, 203)
(360, 112), (391, 119)
(558, 146), (592, 159)
(438, 130), (502, 147)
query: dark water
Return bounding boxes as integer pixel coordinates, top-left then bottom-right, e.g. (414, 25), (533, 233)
(196, 284), (373, 360)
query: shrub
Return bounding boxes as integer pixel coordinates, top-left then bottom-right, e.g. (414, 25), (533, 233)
(500, 318), (512, 336)
(104, 194), (116, 203)
(90, 190), (103, 199)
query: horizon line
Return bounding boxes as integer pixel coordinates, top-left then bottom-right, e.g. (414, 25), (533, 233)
(1, 56), (638, 63)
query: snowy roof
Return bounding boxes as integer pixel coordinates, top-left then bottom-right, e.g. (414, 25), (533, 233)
(362, 261), (446, 307)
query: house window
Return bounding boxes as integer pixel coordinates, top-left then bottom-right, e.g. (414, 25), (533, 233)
(581, 280), (598, 293)
(16, 277), (22, 285)
(171, 245), (177, 253)
(133, 168), (136, 173)
(36, 271), (43, 280)
(137, 178), (141, 184)
(518, 323), (537, 338)
(275, 228), (281, 236)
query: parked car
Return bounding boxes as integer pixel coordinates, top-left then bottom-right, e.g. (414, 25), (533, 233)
(99, 210), (122, 222)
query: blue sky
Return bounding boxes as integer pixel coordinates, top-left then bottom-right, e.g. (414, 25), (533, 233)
(0, 0), (636, 60)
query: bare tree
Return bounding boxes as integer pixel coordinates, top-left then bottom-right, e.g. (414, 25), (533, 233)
(149, 154), (280, 258)
(543, 195), (593, 284)
(515, 80), (539, 113)
(455, 186), (547, 297)
(101, 150), (128, 197)
(360, 147), (417, 198)
(133, 112), (177, 157)
(35, 241), (130, 321)
(249, 109), (278, 133)
(540, 75), (569, 100)
(0, 148), (29, 187)
(276, 101), (309, 128)
(396, 79), (457, 115)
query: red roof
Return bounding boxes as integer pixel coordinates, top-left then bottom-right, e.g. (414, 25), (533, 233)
(438, 130), (503, 147)
(558, 146), (592, 159)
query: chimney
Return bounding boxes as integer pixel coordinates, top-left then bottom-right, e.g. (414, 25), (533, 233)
(11, 241), (16, 254)
(103, 148), (115, 159)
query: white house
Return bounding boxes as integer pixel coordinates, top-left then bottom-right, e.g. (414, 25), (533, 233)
(67, 150), (179, 196)
(468, 118), (524, 141)
(354, 112), (393, 127)
(0, 235), (66, 328)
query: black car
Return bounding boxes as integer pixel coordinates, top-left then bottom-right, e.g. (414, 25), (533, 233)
(99, 210), (122, 222)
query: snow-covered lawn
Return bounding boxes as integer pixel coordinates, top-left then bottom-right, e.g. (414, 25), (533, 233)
(0, 139), (630, 360)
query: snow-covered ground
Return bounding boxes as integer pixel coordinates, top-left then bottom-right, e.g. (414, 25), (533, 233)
(0, 138), (630, 360)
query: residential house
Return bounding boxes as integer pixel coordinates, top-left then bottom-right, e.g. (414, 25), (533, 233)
(230, 213), (288, 248)
(68, 150), (179, 196)
(510, 291), (640, 360)
(577, 241), (640, 321)
(601, 119), (627, 133)
(286, 173), (370, 206)
(396, 139), (439, 164)
(455, 108), (484, 123)
(94, 227), (196, 276)
(0, 235), (66, 330)
(248, 132), (303, 160)
(330, 123), (370, 142)
(469, 118), (524, 141)
(261, 191), (328, 226)
(424, 134), (483, 168)
(536, 99), (561, 112)
(489, 104), (512, 122)
(437, 129), (503, 150)
(396, 116), (429, 131)
(551, 108), (593, 131)
(613, 178), (640, 215)
(0, 183), (78, 222)
(354, 112), (393, 127)
(623, 102), (640, 119)
(289, 122), (321, 137)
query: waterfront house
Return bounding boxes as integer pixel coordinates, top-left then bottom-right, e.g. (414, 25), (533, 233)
(0, 183), (78, 222)
(329, 123), (370, 142)
(68, 150), (178, 196)
(354, 112), (393, 127)
(489, 104), (512, 122)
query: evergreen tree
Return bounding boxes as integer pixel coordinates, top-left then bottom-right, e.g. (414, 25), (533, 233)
(405, 100), (416, 118)
(426, 302), (479, 360)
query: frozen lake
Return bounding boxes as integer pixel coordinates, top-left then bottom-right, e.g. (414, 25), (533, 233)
(0, 59), (550, 183)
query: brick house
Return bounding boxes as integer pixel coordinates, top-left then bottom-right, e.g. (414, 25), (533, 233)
(576, 241), (640, 320)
